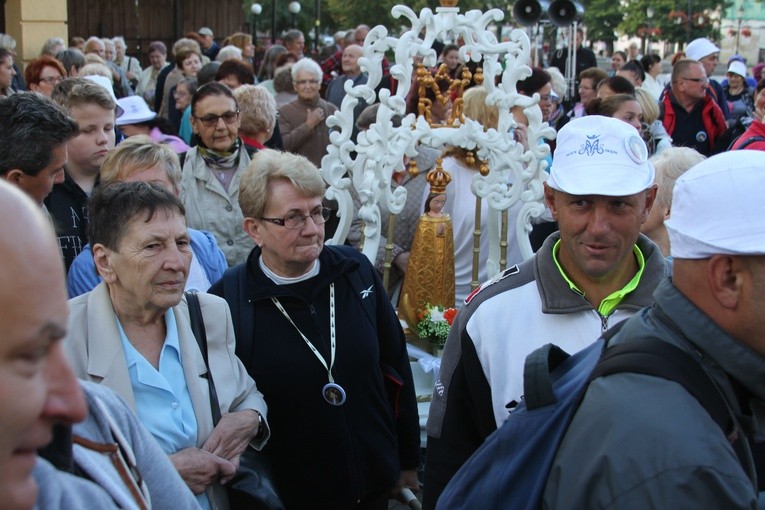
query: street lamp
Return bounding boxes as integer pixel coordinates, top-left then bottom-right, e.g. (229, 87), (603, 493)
(289, 1), (301, 28)
(315, 0), (322, 53)
(646, 7), (654, 55)
(250, 3), (262, 45)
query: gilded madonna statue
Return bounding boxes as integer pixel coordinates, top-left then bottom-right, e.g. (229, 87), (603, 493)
(399, 164), (455, 328)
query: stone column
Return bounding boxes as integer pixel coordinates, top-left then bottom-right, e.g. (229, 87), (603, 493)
(5, 0), (67, 64)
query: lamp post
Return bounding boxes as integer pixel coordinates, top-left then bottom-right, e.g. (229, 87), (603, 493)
(251, 3), (262, 45)
(686, 0), (691, 43)
(289, 1), (301, 28)
(314, 0), (321, 53)
(645, 7), (654, 55)
(735, 4), (744, 54)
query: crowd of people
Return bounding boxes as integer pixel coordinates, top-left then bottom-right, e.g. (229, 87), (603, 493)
(0, 18), (764, 510)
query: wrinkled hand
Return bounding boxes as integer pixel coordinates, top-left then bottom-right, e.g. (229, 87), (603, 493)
(169, 447), (237, 494)
(390, 469), (421, 497)
(306, 108), (325, 129)
(202, 410), (259, 462)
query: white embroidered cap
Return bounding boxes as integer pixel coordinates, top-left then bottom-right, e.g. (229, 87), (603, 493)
(547, 115), (655, 196)
(666, 150), (765, 259)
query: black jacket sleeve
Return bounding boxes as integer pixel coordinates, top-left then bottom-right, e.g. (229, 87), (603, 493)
(422, 316), (497, 509)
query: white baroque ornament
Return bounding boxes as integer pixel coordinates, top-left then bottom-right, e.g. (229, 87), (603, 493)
(321, 2), (554, 275)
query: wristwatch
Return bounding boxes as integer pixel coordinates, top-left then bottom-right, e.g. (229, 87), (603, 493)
(254, 412), (265, 440)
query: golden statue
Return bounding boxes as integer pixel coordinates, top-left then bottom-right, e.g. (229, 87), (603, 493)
(399, 162), (456, 328)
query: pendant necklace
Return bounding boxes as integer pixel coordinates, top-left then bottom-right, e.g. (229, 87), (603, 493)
(271, 283), (345, 406)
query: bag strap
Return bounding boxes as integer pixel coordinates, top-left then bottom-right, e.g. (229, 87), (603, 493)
(733, 136), (765, 150)
(185, 291), (223, 425)
(590, 337), (732, 434)
(523, 320), (627, 410)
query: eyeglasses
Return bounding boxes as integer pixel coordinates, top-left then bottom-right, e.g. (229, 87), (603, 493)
(260, 207), (331, 230)
(681, 77), (710, 85)
(538, 94), (553, 102)
(38, 75), (65, 85)
(193, 111), (239, 127)
(295, 79), (319, 87)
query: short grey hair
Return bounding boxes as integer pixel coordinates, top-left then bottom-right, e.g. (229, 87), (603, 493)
(112, 36), (127, 50)
(234, 85), (277, 137)
(100, 135), (182, 195)
(41, 37), (66, 57)
(291, 57), (322, 82)
(216, 45), (243, 62)
(239, 150), (326, 219)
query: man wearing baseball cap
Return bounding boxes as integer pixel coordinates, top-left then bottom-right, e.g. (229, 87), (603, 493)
(685, 37), (732, 120)
(424, 116), (670, 508)
(544, 149), (765, 508)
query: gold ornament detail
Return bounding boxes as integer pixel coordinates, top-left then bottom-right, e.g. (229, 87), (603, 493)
(426, 158), (453, 194)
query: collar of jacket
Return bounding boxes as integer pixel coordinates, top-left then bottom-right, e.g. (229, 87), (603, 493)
(535, 232), (669, 315)
(654, 279), (765, 404)
(245, 245), (360, 302)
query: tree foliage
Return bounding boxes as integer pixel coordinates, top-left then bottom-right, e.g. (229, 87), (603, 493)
(581, 0), (624, 48)
(619, 0), (730, 46)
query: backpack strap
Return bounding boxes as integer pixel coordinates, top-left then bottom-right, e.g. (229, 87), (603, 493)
(590, 338), (732, 435)
(523, 320), (627, 410)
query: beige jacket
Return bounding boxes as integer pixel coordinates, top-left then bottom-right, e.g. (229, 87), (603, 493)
(64, 283), (269, 510)
(180, 146), (254, 267)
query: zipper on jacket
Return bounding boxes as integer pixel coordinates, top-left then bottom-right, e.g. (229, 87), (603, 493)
(599, 312), (609, 332)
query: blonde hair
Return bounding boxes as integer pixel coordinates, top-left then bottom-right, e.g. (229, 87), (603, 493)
(239, 150), (325, 219)
(634, 88), (659, 125)
(100, 135), (181, 194)
(234, 85), (277, 136)
(79, 63), (112, 81)
(444, 86), (498, 166)
(650, 147), (705, 209)
(463, 86), (498, 130)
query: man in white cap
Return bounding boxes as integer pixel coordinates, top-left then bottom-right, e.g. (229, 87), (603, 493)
(424, 116), (669, 508)
(685, 37), (732, 120)
(543, 149), (765, 508)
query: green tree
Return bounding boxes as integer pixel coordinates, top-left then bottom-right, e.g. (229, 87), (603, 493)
(582, 0), (624, 54)
(619, 0), (730, 46)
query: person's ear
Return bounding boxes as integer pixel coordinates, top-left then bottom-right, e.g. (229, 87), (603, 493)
(92, 243), (117, 283)
(4, 169), (24, 186)
(706, 255), (744, 310)
(543, 183), (559, 220)
(243, 217), (263, 247)
(641, 185), (658, 223)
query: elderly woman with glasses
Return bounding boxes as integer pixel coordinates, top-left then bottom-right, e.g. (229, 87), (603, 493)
(24, 56), (66, 96)
(277, 57), (337, 167)
(64, 180), (269, 510)
(209, 149), (420, 510)
(180, 82), (255, 266)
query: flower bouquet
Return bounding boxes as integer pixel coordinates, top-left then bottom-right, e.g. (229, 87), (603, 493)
(416, 303), (458, 352)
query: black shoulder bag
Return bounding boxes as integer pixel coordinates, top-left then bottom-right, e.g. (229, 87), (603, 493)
(185, 291), (285, 510)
